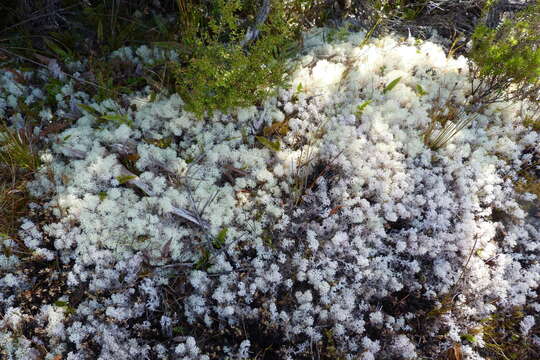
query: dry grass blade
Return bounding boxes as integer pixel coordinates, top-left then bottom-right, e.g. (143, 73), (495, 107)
(424, 108), (479, 151)
(176, 0), (192, 30)
(0, 124), (41, 173)
(240, 0), (271, 47)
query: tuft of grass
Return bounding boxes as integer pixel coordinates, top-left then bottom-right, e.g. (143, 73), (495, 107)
(287, 115), (332, 207)
(0, 123), (41, 247)
(512, 104), (540, 206)
(474, 307), (539, 360)
(0, 124), (41, 171)
(424, 108), (479, 151)
(0, 1), (183, 107)
(422, 83), (482, 151)
(515, 167), (540, 205)
(424, 1), (539, 152)
(523, 111), (540, 132)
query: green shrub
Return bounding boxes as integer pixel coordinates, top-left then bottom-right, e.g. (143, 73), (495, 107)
(172, 0), (302, 117)
(468, 2), (540, 104)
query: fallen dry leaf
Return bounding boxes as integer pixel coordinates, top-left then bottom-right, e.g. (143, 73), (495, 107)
(40, 121), (70, 137)
(329, 205), (344, 216)
(444, 343), (462, 360)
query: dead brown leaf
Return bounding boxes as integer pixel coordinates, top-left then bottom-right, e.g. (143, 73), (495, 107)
(262, 120), (290, 137)
(39, 121), (70, 137)
(444, 343), (462, 360)
(329, 205), (344, 216)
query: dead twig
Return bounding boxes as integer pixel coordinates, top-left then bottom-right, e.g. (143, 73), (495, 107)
(240, 0), (271, 47)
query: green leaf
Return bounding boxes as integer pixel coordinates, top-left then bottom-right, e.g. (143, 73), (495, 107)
(296, 82), (303, 93)
(355, 100), (373, 117)
(53, 300), (76, 314)
(173, 326), (186, 335)
(100, 113), (132, 127)
(460, 334), (476, 343)
(144, 137), (172, 149)
(43, 38), (68, 59)
(153, 42), (190, 53)
(97, 20), (104, 43)
(194, 248), (211, 270)
(100, 114), (125, 122)
(262, 231), (274, 248)
(116, 175), (136, 184)
(98, 191), (107, 201)
(383, 77), (402, 94)
(77, 103), (100, 116)
(126, 77), (145, 87)
(241, 127), (248, 144)
(212, 227), (228, 249)
(256, 136), (280, 152)
(136, 235), (149, 243)
(153, 14), (168, 34)
(415, 84), (427, 96)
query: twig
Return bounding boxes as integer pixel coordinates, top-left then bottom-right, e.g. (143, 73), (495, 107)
(0, 47), (116, 96)
(452, 234), (479, 295)
(154, 262), (195, 269)
(240, 0), (271, 47)
(0, 3), (80, 35)
(206, 266), (251, 277)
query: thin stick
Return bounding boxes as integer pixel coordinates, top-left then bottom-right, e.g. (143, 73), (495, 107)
(0, 47), (114, 95)
(240, 0), (271, 47)
(452, 235), (479, 294)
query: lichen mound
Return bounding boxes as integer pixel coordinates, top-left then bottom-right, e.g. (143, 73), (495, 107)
(1, 30), (539, 359)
